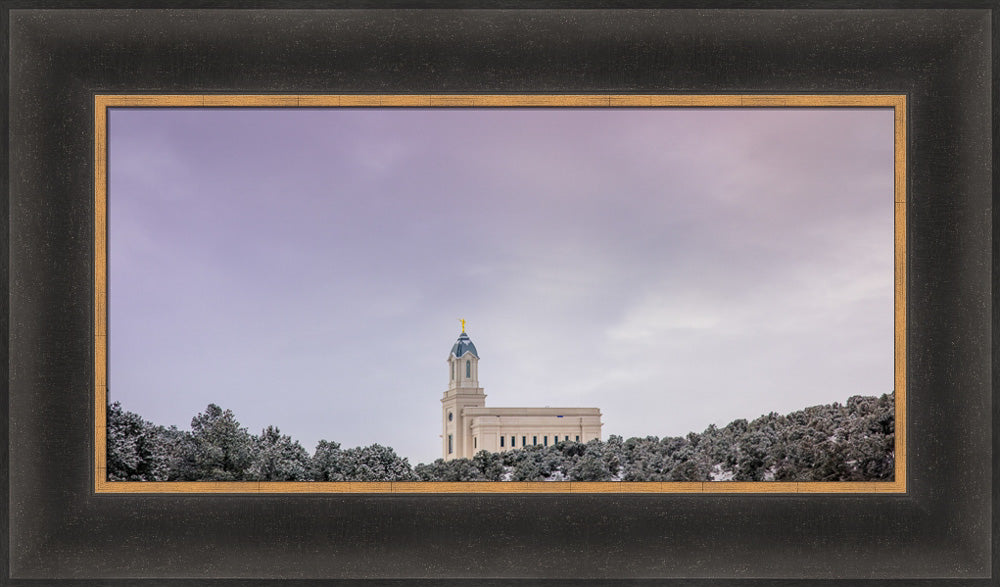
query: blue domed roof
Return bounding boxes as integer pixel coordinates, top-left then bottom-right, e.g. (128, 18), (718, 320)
(450, 332), (479, 358)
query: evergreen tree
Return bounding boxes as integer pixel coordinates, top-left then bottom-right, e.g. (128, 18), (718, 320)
(602, 435), (625, 479)
(505, 448), (547, 481)
(310, 440), (349, 481)
(340, 444), (417, 481)
(733, 429), (773, 481)
(106, 401), (162, 481)
(668, 442), (710, 481)
(248, 426), (311, 481)
(188, 404), (254, 481)
(158, 425), (198, 481)
(568, 441), (612, 481)
(472, 450), (505, 481)
(415, 457), (484, 481)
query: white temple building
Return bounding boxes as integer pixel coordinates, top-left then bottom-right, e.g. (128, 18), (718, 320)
(441, 327), (603, 460)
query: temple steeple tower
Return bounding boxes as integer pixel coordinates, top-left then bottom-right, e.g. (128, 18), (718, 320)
(438, 324), (603, 460)
(441, 326), (486, 460)
(448, 329), (480, 389)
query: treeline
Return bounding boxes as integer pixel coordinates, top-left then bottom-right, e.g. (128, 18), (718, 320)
(107, 392), (894, 482)
(416, 392), (894, 482)
(107, 403), (417, 482)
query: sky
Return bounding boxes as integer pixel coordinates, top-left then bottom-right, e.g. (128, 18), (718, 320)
(108, 107), (894, 466)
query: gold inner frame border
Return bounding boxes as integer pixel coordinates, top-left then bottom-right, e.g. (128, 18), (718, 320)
(93, 94), (907, 494)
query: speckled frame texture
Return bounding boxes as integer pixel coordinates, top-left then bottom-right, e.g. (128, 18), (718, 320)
(4, 4), (994, 584)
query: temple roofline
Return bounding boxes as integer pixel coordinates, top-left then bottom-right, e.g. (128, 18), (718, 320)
(462, 407), (601, 416)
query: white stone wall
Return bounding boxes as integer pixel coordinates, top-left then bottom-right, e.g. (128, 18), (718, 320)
(462, 409), (603, 458)
(440, 337), (603, 460)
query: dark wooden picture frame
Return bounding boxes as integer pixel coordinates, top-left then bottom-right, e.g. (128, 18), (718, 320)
(3, 4), (994, 584)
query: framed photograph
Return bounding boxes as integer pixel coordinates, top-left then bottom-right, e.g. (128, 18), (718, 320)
(4, 4), (993, 585)
(95, 94), (906, 496)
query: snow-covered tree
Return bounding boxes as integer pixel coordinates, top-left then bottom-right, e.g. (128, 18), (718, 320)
(339, 444), (417, 481)
(157, 425), (197, 481)
(415, 457), (484, 481)
(107, 401), (161, 481)
(568, 441), (612, 481)
(310, 440), (348, 481)
(107, 391), (896, 483)
(472, 450), (505, 481)
(247, 426), (311, 481)
(187, 404), (254, 481)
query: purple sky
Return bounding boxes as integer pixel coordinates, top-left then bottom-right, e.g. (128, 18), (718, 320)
(108, 107), (894, 466)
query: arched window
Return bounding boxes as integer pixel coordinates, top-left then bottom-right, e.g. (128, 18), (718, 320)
(451, 361), (455, 380)
(466, 360), (471, 378)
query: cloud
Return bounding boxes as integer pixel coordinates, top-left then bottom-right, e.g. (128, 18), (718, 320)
(607, 294), (724, 344)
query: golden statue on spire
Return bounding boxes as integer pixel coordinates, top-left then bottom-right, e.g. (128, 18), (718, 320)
(459, 318), (466, 332)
